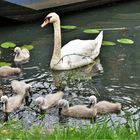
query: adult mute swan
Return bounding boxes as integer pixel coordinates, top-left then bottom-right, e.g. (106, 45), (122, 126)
(41, 12), (103, 70)
(88, 95), (121, 114)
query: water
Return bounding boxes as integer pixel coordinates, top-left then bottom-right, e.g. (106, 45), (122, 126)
(0, 0), (140, 129)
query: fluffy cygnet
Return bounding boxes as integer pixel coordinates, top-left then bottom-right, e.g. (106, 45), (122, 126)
(11, 80), (32, 96)
(0, 66), (21, 77)
(14, 47), (30, 63)
(35, 91), (64, 111)
(58, 99), (97, 118)
(0, 95), (25, 113)
(88, 95), (121, 114)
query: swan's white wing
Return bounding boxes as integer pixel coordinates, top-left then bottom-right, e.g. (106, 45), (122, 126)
(61, 39), (98, 57)
(58, 39), (99, 68)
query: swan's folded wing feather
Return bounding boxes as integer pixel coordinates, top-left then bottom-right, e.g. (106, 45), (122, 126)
(61, 39), (98, 57)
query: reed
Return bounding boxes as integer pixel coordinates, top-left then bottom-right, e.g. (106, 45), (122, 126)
(0, 115), (139, 140)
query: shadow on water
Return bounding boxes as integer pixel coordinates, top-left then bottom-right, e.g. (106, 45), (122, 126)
(0, 0), (140, 129)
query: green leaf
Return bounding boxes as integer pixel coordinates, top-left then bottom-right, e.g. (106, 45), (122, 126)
(0, 62), (11, 67)
(21, 45), (34, 50)
(102, 41), (116, 46)
(83, 29), (100, 34)
(117, 39), (134, 44)
(0, 42), (16, 48)
(61, 25), (77, 30)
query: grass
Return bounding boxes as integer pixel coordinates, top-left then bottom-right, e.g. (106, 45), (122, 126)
(0, 116), (139, 140)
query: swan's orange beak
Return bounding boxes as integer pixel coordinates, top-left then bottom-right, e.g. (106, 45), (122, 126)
(41, 19), (49, 27)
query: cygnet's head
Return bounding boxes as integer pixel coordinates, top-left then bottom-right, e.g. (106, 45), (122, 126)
(1, 95), (8, 103)
(41, 12), (59, 27)
(25, 84), (32, 96)
(14, 47), (21, 56)
(14, 68), (21, 74)
(58, 99), (69, 109)
(88, 95), (97, 105)
(35, 97), (45, 106)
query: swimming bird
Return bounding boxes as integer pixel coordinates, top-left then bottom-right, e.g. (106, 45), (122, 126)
(58, 99), (97, 118)
(35, 91), (64, 111)
(0, 95), (25, 113)
(88, 95), (121, 114)
(0, 66), (21, 77)
(14, 47), (30, 63)
(41, 12), (103, 70)
(11, 80), (32, 96)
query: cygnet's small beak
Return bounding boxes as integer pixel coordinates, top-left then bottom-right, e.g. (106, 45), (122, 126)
(41, 19), (49, 27)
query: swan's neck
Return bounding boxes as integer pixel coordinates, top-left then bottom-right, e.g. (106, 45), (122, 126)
(51, 20), (61, 64)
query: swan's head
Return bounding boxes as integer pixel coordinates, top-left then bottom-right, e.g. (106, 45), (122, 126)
(14, 47), (21, 56)
(1, 95), (8, 103)
(58, 99), (69, 109)
(41, 12), (59, 27)
(35, 97), (45, 107)
(88, 95), (97, 105)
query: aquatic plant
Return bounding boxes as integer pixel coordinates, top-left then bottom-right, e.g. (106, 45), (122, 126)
(117, 38), (134, 44)
(83, 29), (100, 34)
(21, 45), (34, 50)
(61, 25), (77, 30)
(0, 42), (16, 49)
(102, 41), (116, 46)
(0, 62), (11, 67)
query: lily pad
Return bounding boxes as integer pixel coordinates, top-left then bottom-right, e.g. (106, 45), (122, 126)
(21, 45), (34, 50)
(1, 42), (16, 48)
(61, 25), (77, 30)
(102, 41), (116, 46)
(0, 62), (11, 67)
(83, 29), (100, 34)
(117, 39), (134, 44)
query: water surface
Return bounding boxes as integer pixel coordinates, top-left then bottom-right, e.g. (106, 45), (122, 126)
(0, 0), (140, 129)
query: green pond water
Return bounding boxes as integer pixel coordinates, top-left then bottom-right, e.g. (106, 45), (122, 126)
(0, 0), (140, 128)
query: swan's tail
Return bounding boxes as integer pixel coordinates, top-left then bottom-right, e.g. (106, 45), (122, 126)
(95, 31), (103, 49)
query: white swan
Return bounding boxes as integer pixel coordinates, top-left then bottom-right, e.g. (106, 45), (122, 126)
(88, 95), (121, 114)
(14, 47), (30, 63)
(41, 12), (103, 70)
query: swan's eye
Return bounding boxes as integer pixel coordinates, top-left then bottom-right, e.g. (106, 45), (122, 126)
(45, 16), (52, 21)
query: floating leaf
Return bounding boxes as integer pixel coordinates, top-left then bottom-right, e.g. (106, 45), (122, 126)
(102, 41), (116, 46)
(0, 62), (11, 67)
(21, 45), (34, 50)
(1, 42), (16, 48)
(83, 29), (100, 34)
(117, 39), (134, 44)
(61, 25), (77, 30)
